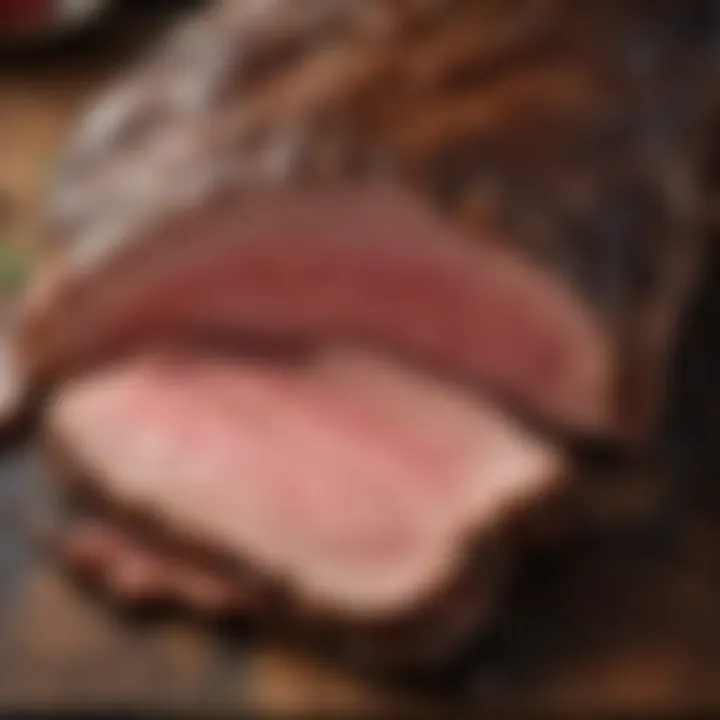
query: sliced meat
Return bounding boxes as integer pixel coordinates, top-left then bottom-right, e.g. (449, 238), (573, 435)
(45, 347), (563, 619)
(50, 500), (520, 670)
(22, 188), (612, 438)
(23, 0), (719, 447)
(8, 0), (720, 671)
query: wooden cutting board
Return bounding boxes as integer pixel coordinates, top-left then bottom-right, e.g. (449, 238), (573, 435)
(2, 7), (720, 713)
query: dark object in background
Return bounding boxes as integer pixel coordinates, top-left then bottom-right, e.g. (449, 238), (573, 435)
(0, 0), (111, 42)
(0, 0), (205, 49)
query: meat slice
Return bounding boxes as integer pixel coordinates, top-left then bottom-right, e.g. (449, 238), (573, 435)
(45, 347), (563, 620)
(22, 189), (611, 439)
(14, 0), (716, 449)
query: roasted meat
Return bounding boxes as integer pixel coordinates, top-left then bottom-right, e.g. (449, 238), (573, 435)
(3, 0), (719, 669)
(23, 188), (613, 437)
(45, 347), (566, 666)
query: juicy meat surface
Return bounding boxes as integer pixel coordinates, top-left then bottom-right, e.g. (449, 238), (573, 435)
(47, 348), (562, 616)
(23, 189), (611, 436)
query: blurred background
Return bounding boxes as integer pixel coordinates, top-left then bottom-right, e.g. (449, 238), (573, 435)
(1, 0), (720, 715)
(0, 1), (201, 286)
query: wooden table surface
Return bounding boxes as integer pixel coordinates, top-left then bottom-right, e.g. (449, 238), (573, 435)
(1, 6), (720, 714)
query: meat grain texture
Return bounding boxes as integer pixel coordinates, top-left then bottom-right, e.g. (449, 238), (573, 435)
(3, 0), (720, 670)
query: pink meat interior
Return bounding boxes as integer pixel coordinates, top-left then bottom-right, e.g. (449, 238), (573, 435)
(30, 189), (611, 435)
(47, 347), (561, 616)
